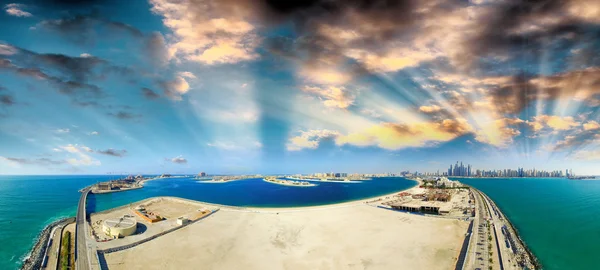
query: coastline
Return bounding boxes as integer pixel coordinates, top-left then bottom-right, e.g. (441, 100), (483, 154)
(21, 177), (419, 268)
(477, 189), (542, 269)
(467, 185), (541, 269)
(20, 217), (75, 270)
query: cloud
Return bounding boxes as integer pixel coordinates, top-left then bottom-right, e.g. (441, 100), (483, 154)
(0, 86), (15, 107)
(0, 42), (108, 103)
(207, 142), (238, 151)
(168, 155), (187, 164)
(419, 105), (442, 114)
(4, 3), (32, 17)
(141, 87), (160, 100)
(96, 148), (127, 157)
(145, 32), (169, 65)
(302, 85), (354, 109)
(37, 14), (168, 67)
(160, 76), (190, 100)
(287, 129), (340, 151)
(0, 44), (18, 55)
(288, 118), (472, 151)
(58, 144), (100, 166)
(336, 119), (472, 150)
(207, 140), (263, 150)
(474, 118), (524, 147)
(360, 109), (382, 118)
(528, 115), (581, 132)
(89, 131), (99, 135)
(0, 156), (66, 166)
(178, 71), (196, 79)
(55, 128), (70, 133)
(583, 121), (600, 131)
(572, 149), (600, 161)
(149, 0), (259, 65)
(107, 111), (141, 120)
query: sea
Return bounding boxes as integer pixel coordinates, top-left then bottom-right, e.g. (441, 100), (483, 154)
(458, 177), (600, 270)
(2, 176), (598, 270)
(0, 175), (415, 269)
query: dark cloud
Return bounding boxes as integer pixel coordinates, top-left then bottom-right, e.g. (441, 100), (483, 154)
(488, 68), (600, 114)
(145, 32), (169, 66)
(96, 148), (127, 157)
(108, 111), (141, 120)
(0, 94), (15, 106)
(38, 14), (168, 67)
(1, 43), (107, 99)
(1, 157), (67, 166)
(141, 87), (160, 99)
(39, 14), (143, 44)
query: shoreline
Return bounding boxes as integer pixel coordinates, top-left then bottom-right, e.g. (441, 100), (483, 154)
(467, 185), (541, 269)
(476, 189), (542, 269)
(20, 217), (75, 270)
(22, 177), (419, 268)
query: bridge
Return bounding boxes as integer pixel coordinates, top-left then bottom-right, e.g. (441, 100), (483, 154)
(75, 187), (91, 270)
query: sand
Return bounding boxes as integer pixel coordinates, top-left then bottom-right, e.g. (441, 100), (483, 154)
(103, 201), (469, 270)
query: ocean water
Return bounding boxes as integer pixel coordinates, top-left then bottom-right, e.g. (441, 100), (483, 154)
(0, 175), (415, 269)
(459, 177), (600, 270)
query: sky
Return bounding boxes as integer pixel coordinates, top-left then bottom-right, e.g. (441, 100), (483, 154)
(0, 0), (599, 175)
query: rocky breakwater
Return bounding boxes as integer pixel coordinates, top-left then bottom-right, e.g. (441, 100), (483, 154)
(21, 217), (75, 270)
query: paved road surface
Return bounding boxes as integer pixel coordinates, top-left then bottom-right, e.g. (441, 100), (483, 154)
(76, 188), (91, 270)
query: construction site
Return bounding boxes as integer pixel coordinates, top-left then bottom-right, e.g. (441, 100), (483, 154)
(89, 197), (217, 250)
(378, 185), (473, 217)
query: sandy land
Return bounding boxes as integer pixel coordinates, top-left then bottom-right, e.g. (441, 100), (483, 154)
(89, 197), (216, 248)
(103, 193), (469, 270)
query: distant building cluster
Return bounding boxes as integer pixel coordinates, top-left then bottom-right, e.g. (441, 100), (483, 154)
(445, 161), (568, 178)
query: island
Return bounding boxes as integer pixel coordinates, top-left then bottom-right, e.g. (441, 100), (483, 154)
(263, 177), (317, 187)
(89, 174), (187, 194)
(196, 174), (262, 183)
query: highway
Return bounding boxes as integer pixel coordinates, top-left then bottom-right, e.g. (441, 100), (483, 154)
(464, 188), (504, 270)
(76, 188), (91, 270)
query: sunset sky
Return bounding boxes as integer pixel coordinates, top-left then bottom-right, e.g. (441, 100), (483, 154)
(1, 0), (599, 175)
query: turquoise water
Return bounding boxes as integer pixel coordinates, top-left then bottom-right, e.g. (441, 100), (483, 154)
(0, 175), (415, 269)
(458, 177), (600, 270)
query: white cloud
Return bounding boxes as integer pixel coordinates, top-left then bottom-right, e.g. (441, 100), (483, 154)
(55, 128), (70, 134)
(59, 144), (100, 166)
(0, 44), (18, 55)
(207, 140), (262, 151)
(286, 130), (341, 151)
(178, 71), (196, 79)
(4, 3), (32, 17)
(302, 85), (355, 109)
(89, 131), (99, 135)
(149, 0), (259, 65)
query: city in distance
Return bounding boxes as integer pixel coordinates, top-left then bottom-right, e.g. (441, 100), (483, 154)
(2, 0), (600, 270)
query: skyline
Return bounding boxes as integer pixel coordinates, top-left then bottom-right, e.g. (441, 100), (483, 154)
(2, 0), (600, 175)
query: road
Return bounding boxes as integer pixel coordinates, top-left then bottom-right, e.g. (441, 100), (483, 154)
(465, 189), (504, 270)
(44, 225), (62, 269)
(76, 188), (91, 270)
(478, 190), (522, 270)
